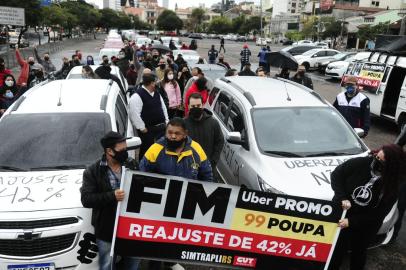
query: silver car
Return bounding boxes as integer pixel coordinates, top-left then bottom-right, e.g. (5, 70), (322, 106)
(206, 76), (398, 246)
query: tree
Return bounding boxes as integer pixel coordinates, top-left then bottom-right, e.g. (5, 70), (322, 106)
(302, 16), (318, 40)
(232, 15), (246, 35)
(285, 30), (304, 41)
(156, 10), (183, 31)
(242, 16), (266, 35)
(98, 8), (120, 32)
(131, 15), (152, 30)
(191, 8), (206, 31)
(208, 17), (232, 34)
(358, 22), (390, 41)
(42, 5), (67, 42)
(321, 17), (346, 39)
(117, 12), (133, 29)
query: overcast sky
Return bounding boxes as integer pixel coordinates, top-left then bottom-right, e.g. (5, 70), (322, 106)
(87, 0), (261, 10)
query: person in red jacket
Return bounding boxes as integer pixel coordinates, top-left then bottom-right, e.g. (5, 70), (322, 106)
(184, 77), (208, 116)
(0, 57), (12, 88)
(15, 48), (43, 87)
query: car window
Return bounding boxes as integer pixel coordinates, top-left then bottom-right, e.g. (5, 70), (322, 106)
(252, 107), (366, 157)
(326, 51), (338, 56)
(209, 87), (220, 106)
(227, 102), (246, 135)
(0, 113), (112, 170)
(115, 96), (127, 136)
(213, 91), (231, 124)
(314, 51), (326, 57)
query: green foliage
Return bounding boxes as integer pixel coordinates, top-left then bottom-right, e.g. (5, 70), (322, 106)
(156, 10), (183, 31)
(358, 21), (390, 41)
(302, 16), (318, 39)
(321, 17), (346, 39)
(208, 17), (232, 34)
(243, 16), (265, 34)
(191, 8), (206, 31)
(285, 30), (304, 41)
(232, 15), (246, 34)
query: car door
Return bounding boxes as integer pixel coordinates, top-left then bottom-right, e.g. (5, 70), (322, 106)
(310, 50), (327, 66)
(325, 50), (339, 62)
(211, 90), (234, 183)
(223, 99), (249, 186)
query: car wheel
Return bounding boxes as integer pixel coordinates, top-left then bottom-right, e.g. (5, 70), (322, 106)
(303, 62), (310, 71)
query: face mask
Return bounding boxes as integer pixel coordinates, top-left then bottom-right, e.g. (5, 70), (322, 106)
(166, 138), (184, 151)
(63, 62), (69, 66)
(118, 54), (125, 59)
(36, 71), (44, 78)
(28, 61), (35, 65)
(159, 64), (165, 69)
(219, 58), (224, 62)
(5, 80), (14, 87)
(193, 76), (199, 80)
(298, 71), (305, 76)
(112, 149), (128, 165)
(168, 74), (174, 80)
(189, 107), (203, 120)
(153, 55), (159, 59)
(4, 90), (14, 99)
(345, 85), (356, 95)
(44, 56), (50, 61)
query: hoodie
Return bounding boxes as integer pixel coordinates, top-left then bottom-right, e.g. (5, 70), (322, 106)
(184, 82), (209, 116)
(184, 109), (225, 166)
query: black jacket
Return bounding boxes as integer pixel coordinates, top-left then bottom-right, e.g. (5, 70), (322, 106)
(331, 156), (397, 229)
(291, 74), (313, 89)
(238, 69), (256, 76)
(184, 109), (224, 166)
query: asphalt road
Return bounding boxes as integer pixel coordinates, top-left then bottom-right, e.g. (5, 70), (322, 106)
(17, 36), (405, 270)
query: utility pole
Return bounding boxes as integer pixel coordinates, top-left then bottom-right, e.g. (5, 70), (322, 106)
(260, 0), (263, 38)
(399, 8), (406, 35)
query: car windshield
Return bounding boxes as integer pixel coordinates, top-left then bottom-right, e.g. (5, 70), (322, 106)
(0, 113), (111, 171)
(301, 49), (320, 56)
(333, 53), (350, 60)
(252, 107), (365, 157)
(200, 69), (227, 81)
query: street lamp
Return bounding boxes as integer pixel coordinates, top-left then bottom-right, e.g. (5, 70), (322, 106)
(260, 0), (263, 38)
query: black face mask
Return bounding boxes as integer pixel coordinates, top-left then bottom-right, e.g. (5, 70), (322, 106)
(113, 149), (128, 165)
(159, 64), (165, 69)
(298, 71), (305, 77)
(166, 138), (185, 151)
(103, 59), (109, 65)
(189, 107), (203, 120)
(28, 61), (35, 65)
(44, 56), (50, 61)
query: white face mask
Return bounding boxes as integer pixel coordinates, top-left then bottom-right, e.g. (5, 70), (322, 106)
(5, 80), (14, 87)
(168, 74), (174, 80)
(193, 76), (199, 80)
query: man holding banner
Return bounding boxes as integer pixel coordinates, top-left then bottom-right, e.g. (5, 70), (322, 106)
(81, 132), (140, 270)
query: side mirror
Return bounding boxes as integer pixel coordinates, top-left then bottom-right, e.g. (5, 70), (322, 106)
(226, 132), (244, 145)
(126, 137), (142, 150)
(354, 128), (365, 137)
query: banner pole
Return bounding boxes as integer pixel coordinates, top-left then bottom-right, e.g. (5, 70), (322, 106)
(323, 209), (347, 270)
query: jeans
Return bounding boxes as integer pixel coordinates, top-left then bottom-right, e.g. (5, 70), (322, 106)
(209, 59), (216, 64)
(97, 239), (140, 270)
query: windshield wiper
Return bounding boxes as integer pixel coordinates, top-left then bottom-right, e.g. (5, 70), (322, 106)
(30, 165), (86, 171)
(305, 152), (355, 157)
(264, 151), (304, 157)
(0, 165), (27, 171)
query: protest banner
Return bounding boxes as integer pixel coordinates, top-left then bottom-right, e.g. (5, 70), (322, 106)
(342, 63), (386, 93)
(112, 171), (343, 270)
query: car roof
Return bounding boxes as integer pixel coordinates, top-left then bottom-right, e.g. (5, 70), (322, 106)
(191, 64), (227, 71)
(221, 76), (328, 108)
(68, 65), (120, 75)
(14, 79), (117, 113)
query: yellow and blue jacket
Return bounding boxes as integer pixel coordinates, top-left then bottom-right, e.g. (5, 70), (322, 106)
(139, 137), (213, 181)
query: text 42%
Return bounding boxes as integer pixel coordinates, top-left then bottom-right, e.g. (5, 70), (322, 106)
(257, 240), (292, 255)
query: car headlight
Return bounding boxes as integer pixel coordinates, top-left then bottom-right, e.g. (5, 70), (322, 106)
(257, 175), (285, 194)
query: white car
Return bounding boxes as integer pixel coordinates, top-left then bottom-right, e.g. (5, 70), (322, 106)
(294, 48), (340, 70)
(0, 79), (140, 270)
(325, 52), (371, 79)
(66, 65), (128, 94)
(256, 38), (267, 46)
(206, 76), (397, 246)
(99, 48), (121, 60)
(292, 40), (314, 46)
(172, 49), (205, 66)
(160, 36), (181, 49)
(135, 37), (152, 47)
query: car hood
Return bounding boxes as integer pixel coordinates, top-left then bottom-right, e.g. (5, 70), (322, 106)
(258, 153), (367, 200)
(327, 60), (349, 68)
(0, 169), (84, 212)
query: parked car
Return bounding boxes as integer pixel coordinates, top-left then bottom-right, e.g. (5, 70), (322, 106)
(205, 76), (397, 247)
(294, 48), (340, 70)
(172, 49), (205, 66)
(256, 38), (267, 46)
(188, 33), (203, 39)
(0, 79), (140, 270)
(292, 40), (314, 46)
(317, 52), (356, 73)
(281, 45), (321, 56)
(282, 39), (293, 45)
(325, 52), (371, 79)
(160, 36), (181, 49)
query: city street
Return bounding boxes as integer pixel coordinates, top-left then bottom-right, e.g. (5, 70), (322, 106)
(8, 35), (406, 270)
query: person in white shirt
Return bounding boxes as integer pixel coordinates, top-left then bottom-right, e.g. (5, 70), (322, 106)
(128, 73), (169, 160)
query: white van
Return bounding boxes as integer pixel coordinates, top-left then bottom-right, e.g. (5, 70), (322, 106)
(0, 79), (139, 270)
(343, 51), (406, 130)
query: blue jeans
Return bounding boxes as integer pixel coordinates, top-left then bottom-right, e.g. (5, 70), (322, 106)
(97, 239), (140, 270)
(209, 59), (216, 64)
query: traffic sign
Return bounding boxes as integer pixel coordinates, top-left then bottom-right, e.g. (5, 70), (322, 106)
(0, 6), (25, 26)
